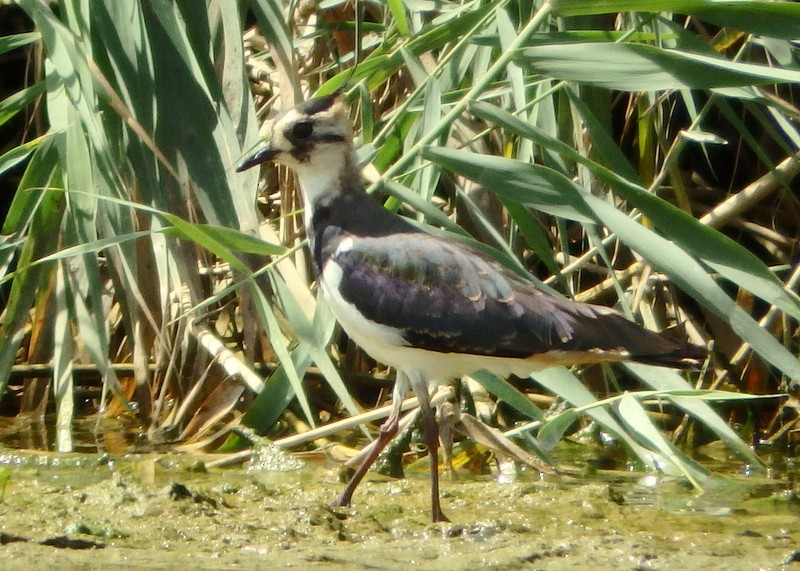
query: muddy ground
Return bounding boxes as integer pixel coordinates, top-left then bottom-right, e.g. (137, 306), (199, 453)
(0, 449), (798, 570)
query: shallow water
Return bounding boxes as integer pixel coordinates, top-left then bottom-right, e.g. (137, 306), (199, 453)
(0, 447), (798, 570)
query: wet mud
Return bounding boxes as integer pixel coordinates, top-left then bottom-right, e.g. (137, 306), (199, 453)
(0, 449), (798, 570)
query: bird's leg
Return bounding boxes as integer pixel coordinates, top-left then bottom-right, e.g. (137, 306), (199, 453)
(331, 373), (408, 509)
(437, 398), (457, 480)
(422, 401), (450, 523)
(410, 373), (450, 523)
(330, 408), (399, 508)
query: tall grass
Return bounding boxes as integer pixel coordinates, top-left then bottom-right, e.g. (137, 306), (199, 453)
(0, 0), (797, 481)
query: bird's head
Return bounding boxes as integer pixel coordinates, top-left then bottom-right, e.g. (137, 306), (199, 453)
(236, 93), (353, 173)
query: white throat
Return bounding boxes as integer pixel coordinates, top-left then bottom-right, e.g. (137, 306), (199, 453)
(291, 147), (357, 231)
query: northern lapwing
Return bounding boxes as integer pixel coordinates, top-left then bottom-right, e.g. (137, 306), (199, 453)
(237, 93), (705, 522)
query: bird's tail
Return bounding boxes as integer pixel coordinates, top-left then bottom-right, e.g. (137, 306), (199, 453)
(561, 301), (707, 369)
(628, 341), (707, 369)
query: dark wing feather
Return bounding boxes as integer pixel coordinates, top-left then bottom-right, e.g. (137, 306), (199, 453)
(333, 233), (703, 366)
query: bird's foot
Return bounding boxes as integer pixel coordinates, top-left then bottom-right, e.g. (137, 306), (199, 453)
(330, 495), (351, 508)
(431, 508), (450, 523)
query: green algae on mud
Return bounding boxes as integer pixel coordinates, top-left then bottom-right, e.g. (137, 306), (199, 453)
(0, 452), (798, 569)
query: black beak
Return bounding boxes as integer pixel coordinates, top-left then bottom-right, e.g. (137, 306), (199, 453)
(236, 145), (279, 172)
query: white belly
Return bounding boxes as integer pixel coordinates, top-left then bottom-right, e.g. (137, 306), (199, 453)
(319, 258), (552, 382)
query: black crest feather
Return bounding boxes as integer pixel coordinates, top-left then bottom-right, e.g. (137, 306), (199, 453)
(297, 91), (341, 116)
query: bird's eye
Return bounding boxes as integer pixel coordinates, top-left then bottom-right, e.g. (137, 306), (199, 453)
(291, 121), (313, 139)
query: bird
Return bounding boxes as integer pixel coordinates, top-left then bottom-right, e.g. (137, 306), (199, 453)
(237, 93), (705, 522)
